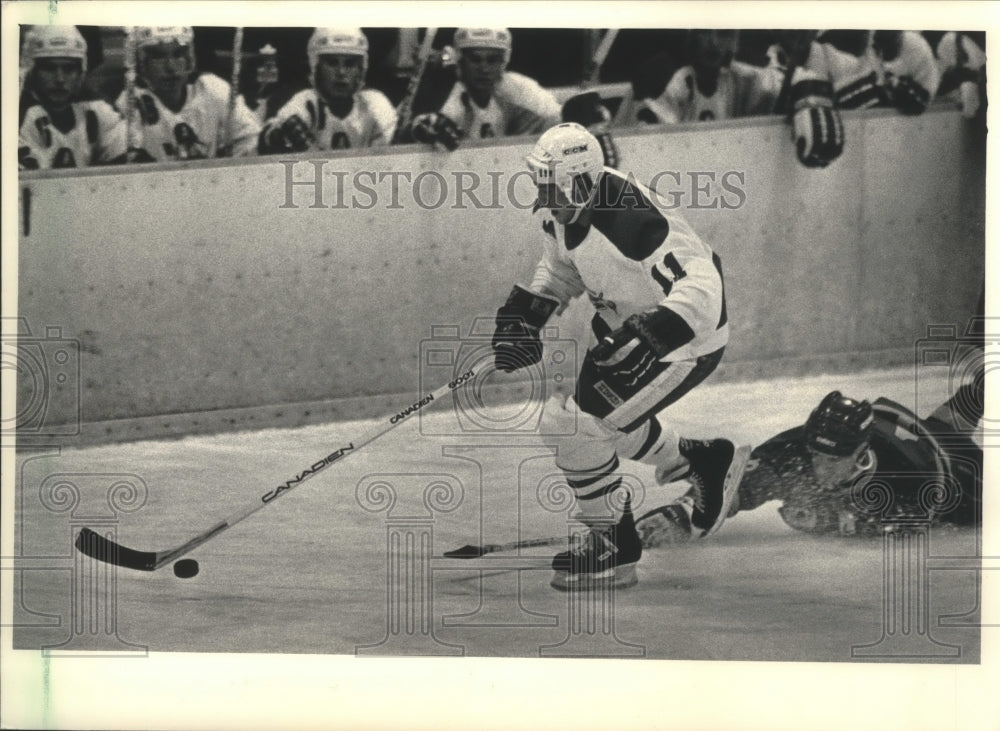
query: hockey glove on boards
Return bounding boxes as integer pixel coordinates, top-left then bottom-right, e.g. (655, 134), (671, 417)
(561, 91), (620, 168)
(789, 78), (844, 168)
(886, 74), (932, 115)
(410, 112), (461, 151)
(492, 285), (559, 372)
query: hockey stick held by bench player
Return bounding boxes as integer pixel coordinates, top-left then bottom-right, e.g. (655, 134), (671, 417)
(75, 366), (479, 572)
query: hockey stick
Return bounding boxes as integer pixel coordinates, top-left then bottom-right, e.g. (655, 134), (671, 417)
(75, 366), (478, 571)
(586, 28), (619, 85)
(219, 26), (244, 157)
(443, 535), (565, 558)
(391, 27), (438, 143)
(122, 26), (140, 161)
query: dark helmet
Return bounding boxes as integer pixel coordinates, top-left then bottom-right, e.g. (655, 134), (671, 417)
(805, 391), (874, 456)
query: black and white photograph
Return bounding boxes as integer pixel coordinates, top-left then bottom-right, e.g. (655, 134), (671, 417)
(2, 1), (996, 729)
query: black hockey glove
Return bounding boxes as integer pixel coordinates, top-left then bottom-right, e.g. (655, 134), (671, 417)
(264, 115), (313, 152)
(793, 105), (844, 168)
(107, 147), (157, 165)
(561, 91), (620, 167)
(589, 307), (695, 382)
(888, 75), (931, 115)
(18, 146), (39, 171)
(410, 112), (461, 151)
(790, 79), (844, 169)
(492, 285), (559, 372)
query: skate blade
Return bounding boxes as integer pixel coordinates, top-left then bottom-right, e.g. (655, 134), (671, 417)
(703, 444), (751, 538)
(550, 563), (638, 592)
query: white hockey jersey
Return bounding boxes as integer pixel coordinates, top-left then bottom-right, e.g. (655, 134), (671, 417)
(19, 98), (127, 169)
(116, 73), (261, 161)
(439, 71), (562, 139)
(641, 61), (787, 123)
(528, 170), (729, 363)
(810, 32), (940, 109)
(933, 32), (985, 116)
(879, 32), (940, 94)
(263, 87), (397, 149)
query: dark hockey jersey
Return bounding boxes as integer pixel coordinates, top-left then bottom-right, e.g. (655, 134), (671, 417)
(736, 397), (981, 536)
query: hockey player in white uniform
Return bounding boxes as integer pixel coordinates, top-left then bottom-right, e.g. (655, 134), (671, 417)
(117, 26), (260, 161)
(491, 123), (750, 590)
(810, 30), (940, 114)
(638, 30), (843, 169)
(871, 31), (941, 114)
(928, 31), (985, 119)
(19, 26), (127, 169)
(260, 28), (397, 152)
(409, 28), (562, 150)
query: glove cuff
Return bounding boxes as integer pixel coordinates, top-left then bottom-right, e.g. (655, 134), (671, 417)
(499, 285), (559, 330)
(790, 78), (835, 111)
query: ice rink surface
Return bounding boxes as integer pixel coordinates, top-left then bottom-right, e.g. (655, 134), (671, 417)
(13, 366), (983, 662)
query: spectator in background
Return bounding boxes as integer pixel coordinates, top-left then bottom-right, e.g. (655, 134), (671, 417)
(118, 26), (260, 160)
(925, 31), (985, 119)
(244, 44), (297, 125)
(19, 25), (128, 169)
(260, 27), (397, 152)
(407, 28), (561, 150)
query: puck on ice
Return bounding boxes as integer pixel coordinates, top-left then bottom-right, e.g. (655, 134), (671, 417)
(173, 559), (199, 579)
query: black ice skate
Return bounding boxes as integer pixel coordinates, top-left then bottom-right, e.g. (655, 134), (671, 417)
(550, 496), (642, 591)
(680, 439), (751, 538)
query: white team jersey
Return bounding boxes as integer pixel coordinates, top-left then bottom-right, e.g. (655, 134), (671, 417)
(264, 87), (397, 149)
(116, 73), (261, 161)
(528, 169), (729, 362)
(439, 71), (561, 139)
(19, 99), (127, 169)
(877, 31), (940, 98)
(811, 33), (940, 109)
(644, 62), (783, 123)
(935, 32), (986, 74)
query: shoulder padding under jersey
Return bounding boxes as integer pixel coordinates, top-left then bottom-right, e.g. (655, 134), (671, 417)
(589, 173), (669, 261)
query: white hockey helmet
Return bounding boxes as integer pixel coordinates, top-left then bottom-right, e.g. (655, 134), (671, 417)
(454, 27), (512, 64)
(24, 25), (88, 73)
(135, 26), (196, 71)
(308, 27), (369, 77)
(136, 26), (195, 49)
(526, 123), (606, 207)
